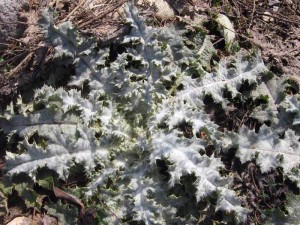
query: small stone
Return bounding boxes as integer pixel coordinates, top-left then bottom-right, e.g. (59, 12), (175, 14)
(262, 12), (274, 22)
(137, 0), (175, 20)
(272, 6), (279, 12)
(215, 14), (236, 44)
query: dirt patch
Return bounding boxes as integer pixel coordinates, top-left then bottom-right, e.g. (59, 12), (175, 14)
(193, 0), (299, 78)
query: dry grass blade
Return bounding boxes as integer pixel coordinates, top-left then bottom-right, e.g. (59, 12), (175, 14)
(77, 0), (126, 29)
(61, 0), (88, 22)
(7, 52), (34, 78)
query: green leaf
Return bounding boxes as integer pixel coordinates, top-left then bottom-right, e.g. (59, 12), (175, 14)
(13, 183), (38, 208)
(0, 186), (8, 220)
(45, 201), (78, 225)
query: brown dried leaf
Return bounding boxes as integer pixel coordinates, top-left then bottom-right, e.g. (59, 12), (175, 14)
(53, 186), (84, 217)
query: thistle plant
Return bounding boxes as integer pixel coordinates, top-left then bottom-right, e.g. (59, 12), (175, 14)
(0, 3), (299, 225)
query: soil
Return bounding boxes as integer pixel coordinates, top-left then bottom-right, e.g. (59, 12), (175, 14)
(200, 0), (300, 79)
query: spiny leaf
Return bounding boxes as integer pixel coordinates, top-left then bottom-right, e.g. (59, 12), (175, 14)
(5, 125), (110, 180)
(284, 94), (300, 126)
(39, 7), (78, 58)
(234, 125), (300, 187)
